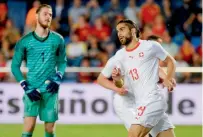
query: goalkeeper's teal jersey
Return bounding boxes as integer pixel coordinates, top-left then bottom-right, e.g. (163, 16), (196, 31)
(11, 31), (67, 92)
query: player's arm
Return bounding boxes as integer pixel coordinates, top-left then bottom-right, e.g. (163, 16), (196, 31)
(158, 66), (176, 86)
(97, 58), (127, 95)
(97, 74), (127, 96)
(112, 68), (124, 88)
(46, 37), (67, 93)
(11, 40), (41, 101)
(11, 41), (25, 82)
(56, 37), (67, 77)
(158, 66), (166, 79)
(162, 55), (176, 80)
(153, 42), (176, 91)
(97, 73), (122, 92)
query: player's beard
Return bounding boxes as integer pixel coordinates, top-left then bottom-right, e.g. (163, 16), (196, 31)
(119, 33), (133, 46)
(38, 17), (51, 29)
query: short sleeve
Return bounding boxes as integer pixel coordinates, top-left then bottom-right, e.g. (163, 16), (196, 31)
(152, 41), (168, 61)
(101, 57), (115, 78)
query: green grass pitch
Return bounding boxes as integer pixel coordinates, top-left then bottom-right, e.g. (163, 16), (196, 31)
(0, 124), (202, 137)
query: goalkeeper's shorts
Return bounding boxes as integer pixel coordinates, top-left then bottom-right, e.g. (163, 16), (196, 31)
(23, 92), (58, 122)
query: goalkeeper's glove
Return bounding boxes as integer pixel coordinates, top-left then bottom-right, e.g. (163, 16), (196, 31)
(20, 80), (41, 102)
(46, 72), (62, 94)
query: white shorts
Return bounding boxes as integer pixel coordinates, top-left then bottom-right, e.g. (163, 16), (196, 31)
(113, 93), (136, 129)
(113, 93), (174, 137)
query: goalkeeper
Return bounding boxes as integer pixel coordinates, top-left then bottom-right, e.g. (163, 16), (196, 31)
(11, 4), (66, 137)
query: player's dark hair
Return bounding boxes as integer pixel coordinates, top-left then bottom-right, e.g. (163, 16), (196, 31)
(117, 19), (140, 38)
(36, 4), (52, 14)
(147, 35), (161, 41)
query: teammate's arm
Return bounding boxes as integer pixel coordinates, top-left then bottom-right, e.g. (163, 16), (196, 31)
(11, 41), (25, 82)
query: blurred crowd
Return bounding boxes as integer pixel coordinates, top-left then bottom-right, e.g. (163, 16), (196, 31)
(0, 0), (202, 83)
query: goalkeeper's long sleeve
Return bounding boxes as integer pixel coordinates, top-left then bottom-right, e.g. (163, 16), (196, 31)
(11, 41), (25, 82)
(56, 38), (67, 77)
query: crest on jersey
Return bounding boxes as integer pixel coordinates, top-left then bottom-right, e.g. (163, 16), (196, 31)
(139, 52), (144, 57)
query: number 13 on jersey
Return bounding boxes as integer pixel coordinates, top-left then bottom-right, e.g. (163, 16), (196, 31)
(129, 68), (139, 80)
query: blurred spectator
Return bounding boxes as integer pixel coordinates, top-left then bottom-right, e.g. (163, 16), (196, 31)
(115, 14), (125, 26)
(170, 0), (195, 35)
(184, 7), (202, 37)
(0, 2), (8, 40)
(103, 0), (122, 26)
(1, 38), (9, 59)
(25, 0), (41, 34)
(0, 51), (7, 81)
(141, 24), (153, 40)
(87, 35), (107, 67)
(152, 14), (166, 37)
(91, 16), (111, 42)
(161, 31), (179, 57)
(180, 37), (195, 64)
(102, 40), (116, 58)
(0, 3), (7, 21)
(192, 53), (202, 67)
(50, 18), (60, 31)
(86, 0), (102, 24)
(2, 19), (20, 48)
(175, 53), (191, 83)
(51, 0), (69, 36)
(66, 33), (87, 66)
(161, 0), (172, 22)
(191, 11), (202, 34)
(124, 0), (140, 26)
(52, 0), (65, 20)
(87, 35), (101, 65)
(78, 57), (93, 83)
(73, 14), (91, 41)
(87, 35), (109, 80)
(140, 0), (160, 25)
(68, 0), (88, 25)
(190, 53), (202, 83)
(196, 44), (202, 57)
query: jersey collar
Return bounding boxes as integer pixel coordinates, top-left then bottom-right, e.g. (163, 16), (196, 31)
(32, 30), (50, 42)
(125, 42), (140, 52)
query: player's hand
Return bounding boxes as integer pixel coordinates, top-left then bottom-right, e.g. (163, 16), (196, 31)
(115, 87), (128, 96)
(171, 78), (176, 87)
(26, 89), (41, 102)
(163, 77), (176, 92)
(46, 80), (59, 94)
(46, 72), (62, 94)
(112, 68), (122, 81)
(20, 80), (41, 102)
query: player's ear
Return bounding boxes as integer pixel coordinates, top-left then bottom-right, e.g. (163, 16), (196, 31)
(131, 28), (136, 36)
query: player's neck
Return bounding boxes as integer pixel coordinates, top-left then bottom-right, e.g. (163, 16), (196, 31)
(35, 25), (49, 38)
(125, 38), (139, 51)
